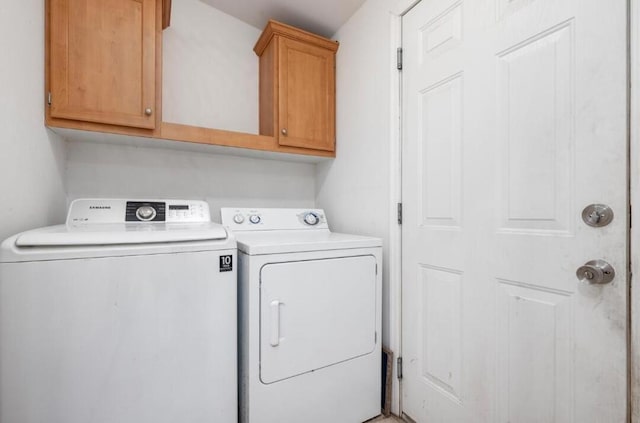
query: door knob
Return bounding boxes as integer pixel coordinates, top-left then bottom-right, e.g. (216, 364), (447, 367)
(281, 128), (288, 136)
(144, 107), (153, 116)
(576, 260), (615, 284)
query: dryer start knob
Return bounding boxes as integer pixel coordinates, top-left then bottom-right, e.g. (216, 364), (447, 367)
(303, 212), (319, 226)
(249, 214), (261, 224)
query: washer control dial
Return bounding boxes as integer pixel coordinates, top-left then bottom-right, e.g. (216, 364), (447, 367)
(233, 214), (245, 224)
(249, 214), (261, 224)
(136, 205), (156, 221)
(303, 212), (319, 226)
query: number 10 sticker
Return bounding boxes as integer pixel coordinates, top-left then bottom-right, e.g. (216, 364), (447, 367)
(219, 255), (233, 272)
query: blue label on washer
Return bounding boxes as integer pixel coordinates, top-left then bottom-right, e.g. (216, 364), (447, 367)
(219, 255), (233, 272)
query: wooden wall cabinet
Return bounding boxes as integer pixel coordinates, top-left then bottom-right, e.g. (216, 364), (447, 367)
(45, 3), (335, 160)
(47, 0), (165, 131)
(254, 21), (339, 154)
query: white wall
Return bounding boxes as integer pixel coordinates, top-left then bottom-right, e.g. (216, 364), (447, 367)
(65, 0), (315, 218)
(162, 0), (260, 133)
(316, 0), (400, 413)
(317, 0), (393, 343)
(65, 141), (316, 222)
(0, 0), (67, 241)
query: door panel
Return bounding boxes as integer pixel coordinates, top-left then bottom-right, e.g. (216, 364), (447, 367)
(496, 280), (573, 423)
(401, 0), (627, 422)
(418, 265), (463, 402)
(260, 256), (377, 384)
(420, 74), (463, 229)
(497, 22), (574, 233)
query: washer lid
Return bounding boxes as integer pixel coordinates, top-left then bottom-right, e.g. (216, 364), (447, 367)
(15, 222), (228, 247)
(233, 230), (382, 255)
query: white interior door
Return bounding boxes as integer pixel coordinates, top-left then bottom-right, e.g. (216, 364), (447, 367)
(401, 0), (628, 422)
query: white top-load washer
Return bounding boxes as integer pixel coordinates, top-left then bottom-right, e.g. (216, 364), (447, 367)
(221, 208), (382, 423)
(0, 199), (237, 423)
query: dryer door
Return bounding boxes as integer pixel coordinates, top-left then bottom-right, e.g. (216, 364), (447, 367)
(259, 255), (377, 384)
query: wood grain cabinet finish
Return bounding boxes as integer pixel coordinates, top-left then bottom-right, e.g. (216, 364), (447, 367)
(255, 21), (339, 153)
(48, 0), (159, 130)
(45, 4), (334, 160)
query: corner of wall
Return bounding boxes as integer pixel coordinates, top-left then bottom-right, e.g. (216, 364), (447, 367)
(0, 2), (69, 240)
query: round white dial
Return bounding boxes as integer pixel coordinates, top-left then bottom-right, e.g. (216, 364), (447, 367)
(249, 214), (261, 224)
(136, 206), (156, 221)
(303, 212), (319, 226)
(233, 214), (245, 224)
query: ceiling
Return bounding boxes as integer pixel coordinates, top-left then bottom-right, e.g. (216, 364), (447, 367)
(199, 0), (367, 38)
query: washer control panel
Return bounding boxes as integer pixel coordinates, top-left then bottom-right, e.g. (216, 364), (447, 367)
(126, 201), (166, 222)
(221, 208), (328, 231)
(67, 199), (210, 224)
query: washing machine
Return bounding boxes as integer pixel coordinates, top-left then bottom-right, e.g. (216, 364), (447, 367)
(0, 199), (237, 423)
(221, 207), (382, 423)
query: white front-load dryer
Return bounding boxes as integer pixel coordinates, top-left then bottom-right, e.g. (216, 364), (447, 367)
(221, 208), (382, 423)
(0, 199), (237, 423)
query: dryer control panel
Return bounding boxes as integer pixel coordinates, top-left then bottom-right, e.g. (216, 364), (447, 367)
(221, 208), (328, 231)
(67, 199), (210, 225)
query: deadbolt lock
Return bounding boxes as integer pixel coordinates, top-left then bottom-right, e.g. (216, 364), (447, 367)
(581, 204), (613, 227)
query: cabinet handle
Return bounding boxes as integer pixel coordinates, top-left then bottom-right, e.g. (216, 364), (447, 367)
(144, 108), (153, 116)
(281, 128), (288, 136)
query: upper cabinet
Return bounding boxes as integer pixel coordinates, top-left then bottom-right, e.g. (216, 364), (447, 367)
(47, 0), (162, 130)
(254, 21), (339, 153)
(45, 2), (336, 161)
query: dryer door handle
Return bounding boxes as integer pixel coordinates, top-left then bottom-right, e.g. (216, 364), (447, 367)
(270, 300), (281, 347)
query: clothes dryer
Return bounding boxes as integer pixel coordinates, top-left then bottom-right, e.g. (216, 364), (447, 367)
(221, 207), (382, 423)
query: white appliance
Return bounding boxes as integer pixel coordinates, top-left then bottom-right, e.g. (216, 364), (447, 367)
(0, 199), (237, 423)
(221, 207), (382, 423)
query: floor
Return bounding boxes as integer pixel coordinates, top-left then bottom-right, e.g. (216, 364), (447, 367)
(369, 415), (403, 422)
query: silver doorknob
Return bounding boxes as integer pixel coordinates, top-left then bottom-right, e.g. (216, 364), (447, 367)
(576, 260), (615, 284)
(144, 108), (153, 116)
(281, 128), (288, 135)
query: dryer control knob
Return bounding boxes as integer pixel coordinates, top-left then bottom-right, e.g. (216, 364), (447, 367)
(249, 214), (261, 224)
(303, 212), (319, 226)
(136, 206), (156, 221)
(233, 214), (245, 224)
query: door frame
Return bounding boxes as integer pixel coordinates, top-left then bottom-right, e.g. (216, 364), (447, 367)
(630, 0), (639, 420)
(387, 0), (420, 417)
(388, 0), (638, 420)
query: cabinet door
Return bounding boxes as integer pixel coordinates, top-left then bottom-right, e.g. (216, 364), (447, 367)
(49, 0), (156, 129)
(277, 37), (335, 151)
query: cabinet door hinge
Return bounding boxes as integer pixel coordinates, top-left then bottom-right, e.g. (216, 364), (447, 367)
(397, 47), (403, 70)
(397, 356), (403, 379)
(397, 202), (403, 224)
(47, 92), (52, 106)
